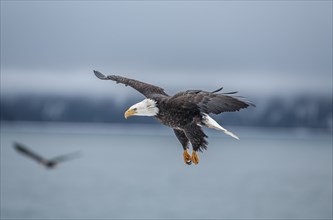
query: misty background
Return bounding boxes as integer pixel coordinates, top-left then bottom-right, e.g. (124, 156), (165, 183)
(0, 1), (332, 129)
(0, 1), (332, 219)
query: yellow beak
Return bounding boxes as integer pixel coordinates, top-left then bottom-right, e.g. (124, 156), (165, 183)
(124, 108), (136, 119)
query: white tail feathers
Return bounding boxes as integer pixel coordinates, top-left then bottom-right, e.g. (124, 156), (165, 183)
(202, 113), (240, 140)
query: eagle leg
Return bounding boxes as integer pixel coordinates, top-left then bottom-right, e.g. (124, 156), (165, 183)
(183, 150), (192, 165)
(173, 129), (192, 165)
(183, 123), (207, 165)
(191, 151), (199, 165)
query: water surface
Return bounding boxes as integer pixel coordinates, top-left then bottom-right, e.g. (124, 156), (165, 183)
(1, 123), (332, 219)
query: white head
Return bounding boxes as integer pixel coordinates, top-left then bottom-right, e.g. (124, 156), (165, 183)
(124, 99), (159, 119)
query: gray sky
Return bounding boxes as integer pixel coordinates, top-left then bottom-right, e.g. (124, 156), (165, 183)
(1, 1), (332, 99)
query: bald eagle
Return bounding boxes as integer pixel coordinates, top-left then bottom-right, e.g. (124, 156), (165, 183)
(94, 70), (254, 165)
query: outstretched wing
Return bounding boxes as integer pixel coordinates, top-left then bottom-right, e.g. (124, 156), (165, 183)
(94, 70), (168, 98)
(14, 142), (47, 164)
(49, 151), (82, 164)
(169, 89), (255, 114)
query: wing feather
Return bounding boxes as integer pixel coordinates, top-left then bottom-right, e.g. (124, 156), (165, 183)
(169, 89), (255, 114)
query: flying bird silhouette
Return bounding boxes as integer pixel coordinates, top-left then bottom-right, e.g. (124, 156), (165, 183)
(14, 142), (81, 169)
(94, 70), (255, 165)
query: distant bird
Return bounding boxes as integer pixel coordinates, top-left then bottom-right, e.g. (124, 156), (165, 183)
(14, 142), (81, 169)
(94, 70), (255, 165)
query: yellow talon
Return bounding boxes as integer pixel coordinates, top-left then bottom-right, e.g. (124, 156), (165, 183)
(191, 151), (199, 165)
(183, 150), (192, 165)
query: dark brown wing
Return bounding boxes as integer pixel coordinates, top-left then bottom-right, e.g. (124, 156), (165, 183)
(14, 142), (47, 164)
(169, 89), (255, 114)
(94, 70), (168, 98)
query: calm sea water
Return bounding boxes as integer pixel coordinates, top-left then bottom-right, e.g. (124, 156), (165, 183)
(1, 122), (332, 219)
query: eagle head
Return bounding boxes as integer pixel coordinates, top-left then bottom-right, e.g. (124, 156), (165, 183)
(124, 99), (159, 119)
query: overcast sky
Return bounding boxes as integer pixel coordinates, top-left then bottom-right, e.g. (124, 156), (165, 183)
(1, 1), (332, 99)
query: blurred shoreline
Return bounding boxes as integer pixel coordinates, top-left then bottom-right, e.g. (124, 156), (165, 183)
(1, 93), (332, 130)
